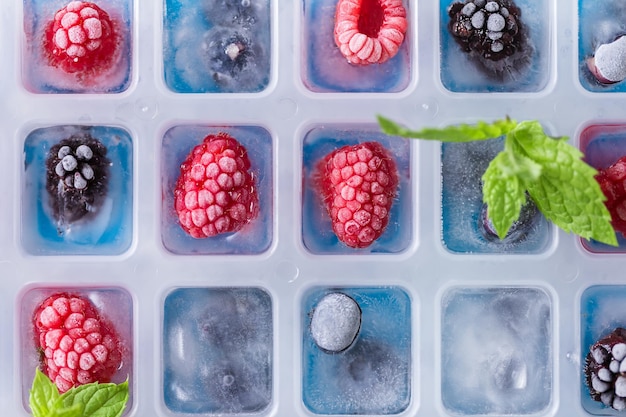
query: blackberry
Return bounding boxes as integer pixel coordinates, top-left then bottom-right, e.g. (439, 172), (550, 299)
(479, 197), (540, 243)
(447, 0), (532, 80)
(202, 27), (261, 87)
(585, 328), (626, 411)
(45, 134), (110, 229)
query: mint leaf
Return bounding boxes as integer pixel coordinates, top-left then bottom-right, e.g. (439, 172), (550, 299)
(377, 116), (618, 246)
(48, 404), (84, 417)
(55, 380), (129, 417)
(377, 115), (518, 142)
(482, 152), (529, 239)
(30, 369), (60, 417)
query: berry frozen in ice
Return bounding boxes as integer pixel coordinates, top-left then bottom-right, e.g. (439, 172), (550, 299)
(174, 132), (259, 238)
(447, 0), (533, 80)
(45, 134), (110, 229)
(585, 327), (626, 411)
(479, 197), (541, 242)
(333, 0), (408, 65)
(33, 293), (123, 393)
(315, 141), (399, 248)
(588, 35), (626, 84)
(203, 0), (259, 28)
(201, 27), (263, 87)
(43, 1), (119, 74)
(595, 155), (626, 238)
(310, 293), (362, 353)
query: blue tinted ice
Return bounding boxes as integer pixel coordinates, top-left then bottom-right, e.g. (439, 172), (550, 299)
(161, 124), (273, 255)
(163, 287), (273, 414)
(441, 138), (552, 254)
(163, 0), (271, 93)
(441, 287), (552, 415)
(440, 0), (551, 92)
(22, 125), (133, 255)
(301, 125), (412, 254)
(579, 0), (626, 92)
(302, 287), (411, 415)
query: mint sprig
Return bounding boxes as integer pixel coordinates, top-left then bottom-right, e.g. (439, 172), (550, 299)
(377, 116), (618, 246)
(30, 369), (129, 417)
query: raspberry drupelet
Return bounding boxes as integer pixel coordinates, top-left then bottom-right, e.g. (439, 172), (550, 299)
(316, 141), (399, 248)
(333, 0), (408, 65)
(44, 1), (119, 74)
(174, 133), (259, 238)
(34, 293), (122, 393)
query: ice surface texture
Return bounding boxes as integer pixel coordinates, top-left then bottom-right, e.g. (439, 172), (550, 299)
(579, 0), (626, 92)
(302, 125), (412, 254)
(302, 0), (411, 92)
(302, 287), (411, 415)
(441, 138), (552, 254)
(441, 287), (552, 415)
(19, 287), (134, 412)
(440, 0), (551, 92)
(161, 125), (273, 255)
(22, 0), (133, 93)
(163, 0), (271, 93)
(580, 124), (626, 252)
(163, 287), (273, 414)
(22, 125), (133, 255)
(580, 286), (626, 414)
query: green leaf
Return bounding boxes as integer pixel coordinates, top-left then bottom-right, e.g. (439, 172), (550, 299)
(377, 115), (518, 142)
(48, 404), (84, 417)
(30, 368), (60, 417)
(55, 380), (129, 417)
(482, 152), (529, 239)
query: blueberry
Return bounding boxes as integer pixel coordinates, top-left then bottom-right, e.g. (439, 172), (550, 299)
(202, 27), (262, 86)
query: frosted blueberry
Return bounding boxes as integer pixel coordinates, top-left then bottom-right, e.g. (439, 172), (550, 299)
(474, 0), (486, 7)
(58, 146), (71, 159)
(310, 293), (361, 353)
(487, 13), (506, 32)
(471, 10), (485, 29)
(76, 144), (93, 160)
(461, 2), (477, 16)
(485, 1), (499, 12)
(61, 155), (78, 171)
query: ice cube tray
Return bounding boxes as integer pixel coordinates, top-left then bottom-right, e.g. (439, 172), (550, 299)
(6, 0), (626, 416)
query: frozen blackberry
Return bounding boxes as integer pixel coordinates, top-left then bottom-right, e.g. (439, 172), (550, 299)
(585, 328), (626, 411)
(479, 197), (540, 242)
(203, 0), (259, 28)
(45, 135), (110, 229)
(202, 27), (262, 87)
(447, 0), (532, 80)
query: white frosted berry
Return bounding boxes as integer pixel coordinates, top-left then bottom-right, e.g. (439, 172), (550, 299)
(61, 155), (78, 171)
(75, 144), (93, 160)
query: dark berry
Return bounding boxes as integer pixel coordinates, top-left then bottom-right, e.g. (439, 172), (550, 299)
(479, 197), (540, 243)
(202, 27), (260, 86)
(596, 155), (626, 238)
(45, 135), (110, 229)
(447, 0), (532, 79)
(585, 328), (626, 411)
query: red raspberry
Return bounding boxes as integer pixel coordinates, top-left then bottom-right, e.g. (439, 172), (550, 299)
(334, 0), (407, 65)
(596, 156), (626, 238)
(34, 294), (122, 393)
(316, 142), (399, 248)
(43, 1), (118, 74)
(174, 133), (259, 238)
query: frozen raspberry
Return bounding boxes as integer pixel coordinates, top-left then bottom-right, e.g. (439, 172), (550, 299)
(334, 0), (408, 65)
(316, 142), (399, 248)
(596, 155), (626, 238)
(447, 0), (532, 79)
(174, 133), (259, 238)
(45, 134), (109, 229)
(43, 1), (118, 74)
(585, 328), (626, 411)
(34, 293), (122, 393)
